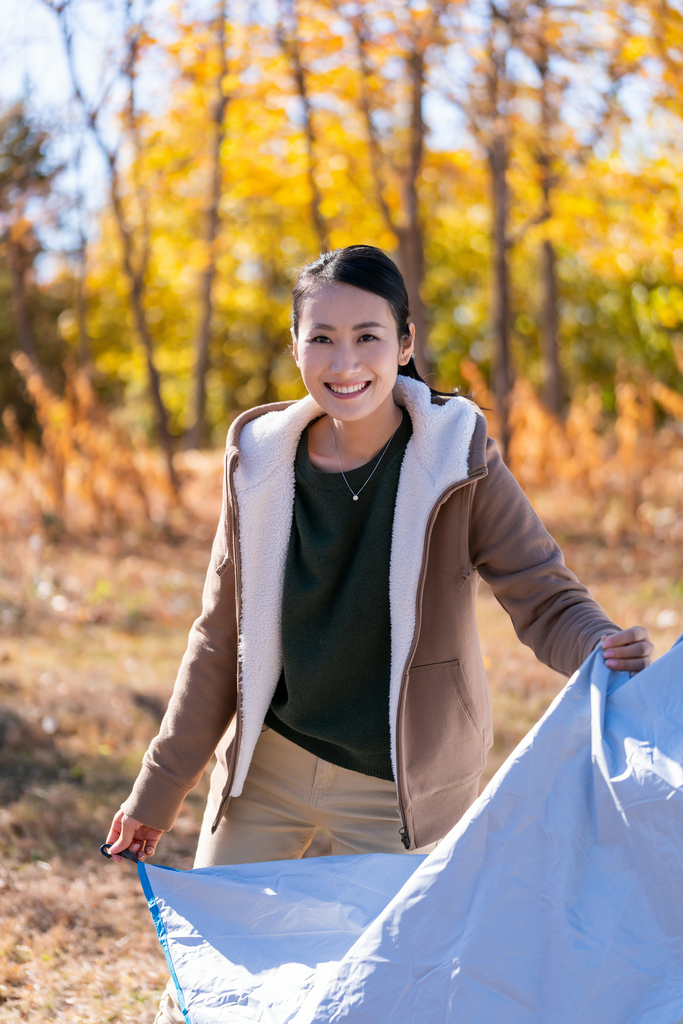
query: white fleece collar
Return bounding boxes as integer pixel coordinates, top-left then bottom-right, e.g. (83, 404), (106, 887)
(230, 377), (480, 796)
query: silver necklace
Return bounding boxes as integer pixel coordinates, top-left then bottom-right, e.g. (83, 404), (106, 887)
(329, 412), (403, 501)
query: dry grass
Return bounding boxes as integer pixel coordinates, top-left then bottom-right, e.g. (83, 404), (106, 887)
(461, 361), (683, 553)
(0, 356), (224, 544)
(1, 376), (683, 1020)
(479, 538), (683, 781)
(1, 522), (680, 1022)
(0, 534), (215, 1022)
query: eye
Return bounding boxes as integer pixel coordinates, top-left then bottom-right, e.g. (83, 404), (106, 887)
(358, 333), (379, 342)
(309, 335), (332, 344)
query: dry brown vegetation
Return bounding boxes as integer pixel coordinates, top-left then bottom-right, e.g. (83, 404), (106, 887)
(1, 385), (682, 1021)
(0, 536), (217, 1021)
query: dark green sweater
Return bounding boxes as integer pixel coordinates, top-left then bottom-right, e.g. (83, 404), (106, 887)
(265, 412), (413, 780)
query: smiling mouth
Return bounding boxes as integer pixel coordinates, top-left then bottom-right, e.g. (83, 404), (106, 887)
(324, 381), (371, 395)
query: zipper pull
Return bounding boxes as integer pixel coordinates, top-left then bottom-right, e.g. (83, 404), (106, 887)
(398, 827), (411, 850)
(215, 553), (232, 577)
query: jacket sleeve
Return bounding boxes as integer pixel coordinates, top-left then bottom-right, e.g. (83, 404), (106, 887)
(469, 438), (620, 676)
(121, 497), (239, 832)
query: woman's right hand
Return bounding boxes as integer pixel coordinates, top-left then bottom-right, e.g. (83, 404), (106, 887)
(106, 808), (164, 862)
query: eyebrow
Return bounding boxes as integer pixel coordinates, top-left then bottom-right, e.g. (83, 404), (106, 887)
(310, 321), (385, 331)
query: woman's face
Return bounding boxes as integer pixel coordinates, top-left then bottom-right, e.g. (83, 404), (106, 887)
(293, 282), (414, 422)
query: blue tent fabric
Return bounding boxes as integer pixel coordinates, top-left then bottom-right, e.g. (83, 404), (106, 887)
(139, 853), (425, 1024)
(139, 638), (683, 1024)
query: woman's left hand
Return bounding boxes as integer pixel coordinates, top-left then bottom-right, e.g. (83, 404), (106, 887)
(601, 627), (653, 673)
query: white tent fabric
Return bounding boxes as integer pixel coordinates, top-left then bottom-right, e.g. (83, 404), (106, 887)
(139, 638), (683, 1024)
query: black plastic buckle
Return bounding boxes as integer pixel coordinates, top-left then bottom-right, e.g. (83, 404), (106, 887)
(100, 842), (140, 864)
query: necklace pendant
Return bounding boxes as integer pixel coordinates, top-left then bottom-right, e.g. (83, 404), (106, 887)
(352, 494), (359, 501)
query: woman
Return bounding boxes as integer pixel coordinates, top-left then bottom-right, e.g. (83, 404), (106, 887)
(106, 245), (652, 1022)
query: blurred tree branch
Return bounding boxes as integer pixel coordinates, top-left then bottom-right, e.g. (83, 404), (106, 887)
(0, 105), (57, 373)
(46, 0), (179, 493)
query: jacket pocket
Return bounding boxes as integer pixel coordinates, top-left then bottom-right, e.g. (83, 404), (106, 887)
(447, 659), (480, 735)
(404, 658), (485, 795)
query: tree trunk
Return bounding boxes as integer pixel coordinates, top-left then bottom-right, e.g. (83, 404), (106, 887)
(101, 71), (178, 489)
(488, 133), (512, 460)
(105, 161), (178, 489)
(55, 3), (178, 492)
(291, 46), (327, 249)
(185, 0), (229, 451)
(535, 9), (563, 418)
(126, 270), (178, 490)
(399, 46), (430, 380)
(397, 227), (428, 378)
(75, 258), (91, 368)
(354, 18), (430, 377)
(107, 131), (178, 491)
(278, 0), (327, 249)
(540, 238), (562, 415)
(6, 234), (40, 365)
(108, 174), (178, 490)
(395, 216), (429, 379)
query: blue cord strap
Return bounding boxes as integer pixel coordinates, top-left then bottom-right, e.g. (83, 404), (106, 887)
(137, 861), (192, 1024)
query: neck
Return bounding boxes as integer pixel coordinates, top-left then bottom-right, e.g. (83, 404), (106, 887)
(331, 396), (402, 466)
(308, 392), (403, 473)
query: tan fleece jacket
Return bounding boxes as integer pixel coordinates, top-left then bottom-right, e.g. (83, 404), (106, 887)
(122, 378), (619, 848)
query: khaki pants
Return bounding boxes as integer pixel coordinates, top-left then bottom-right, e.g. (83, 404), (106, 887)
(156, 727), (434, 1023)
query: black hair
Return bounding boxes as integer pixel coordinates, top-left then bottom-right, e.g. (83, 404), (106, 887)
(291, 245), (455, 398)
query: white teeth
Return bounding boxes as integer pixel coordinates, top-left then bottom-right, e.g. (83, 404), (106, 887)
(328, 382), (368, 394)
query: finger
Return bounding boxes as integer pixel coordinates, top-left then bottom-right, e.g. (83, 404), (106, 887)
(602, 627), (649, 649)
(123, 840), (152, 861)
(604, 645), (652, 663)
(134, 827), (164, 860)
(602, 634), (652, 652)
(604, 657), (651, 672)
(108, 819), (137, 860)
(602, 642), (652, 661)
(138, 838), (160, 861)
(610, 638), (651, 655)
(105, 809), (124, 847)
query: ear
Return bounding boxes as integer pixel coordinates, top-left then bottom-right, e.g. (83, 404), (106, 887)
(398, 324), (415, 366)
(291, 329), (300, 366)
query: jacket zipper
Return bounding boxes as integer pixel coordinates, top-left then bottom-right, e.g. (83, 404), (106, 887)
(395, 467), (488, 849)
(211, 449), (243, 833)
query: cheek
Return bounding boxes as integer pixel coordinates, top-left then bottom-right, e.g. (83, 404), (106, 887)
(296, 347), (328, 386)
(297, 346), (319, 369)
(370, 345), (400, 376)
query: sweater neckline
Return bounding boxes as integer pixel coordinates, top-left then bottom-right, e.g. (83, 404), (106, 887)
(296, 411), (413, 487)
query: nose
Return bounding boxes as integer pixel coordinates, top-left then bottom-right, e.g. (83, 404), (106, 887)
(328, 340), (362, 377)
